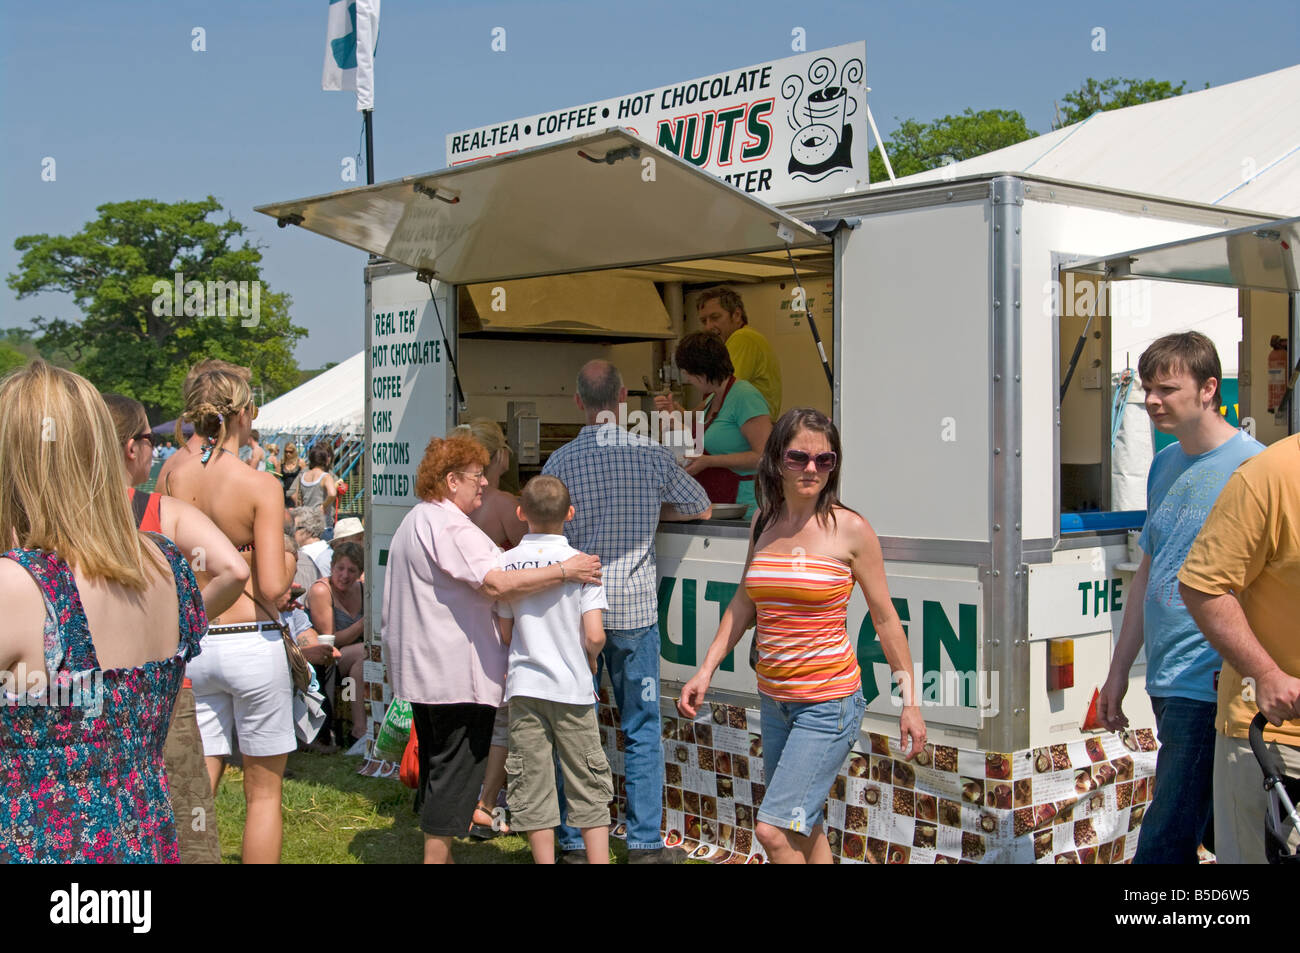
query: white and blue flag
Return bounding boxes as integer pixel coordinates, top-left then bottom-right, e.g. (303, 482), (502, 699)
(322, 0), (380, 111)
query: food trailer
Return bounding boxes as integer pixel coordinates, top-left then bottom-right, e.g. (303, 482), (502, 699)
(258, 43), (1298, 862)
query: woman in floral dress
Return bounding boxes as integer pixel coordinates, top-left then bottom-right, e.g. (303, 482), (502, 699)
(0, 361), (207, 862)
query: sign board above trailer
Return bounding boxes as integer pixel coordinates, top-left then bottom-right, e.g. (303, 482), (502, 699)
(445, 42), (869, 206)
(1064, 214), (1300, 293)
(256, 130), (828, 284)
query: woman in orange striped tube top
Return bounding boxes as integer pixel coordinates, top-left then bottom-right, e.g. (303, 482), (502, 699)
(679, 408), (926, 864)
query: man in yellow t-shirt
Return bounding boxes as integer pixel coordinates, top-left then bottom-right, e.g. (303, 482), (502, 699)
(1179, 433), (1300, 863)
(696, 287), (782, 419)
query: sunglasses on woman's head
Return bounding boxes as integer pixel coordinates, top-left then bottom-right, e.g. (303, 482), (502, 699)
(783, 449), (837, 472)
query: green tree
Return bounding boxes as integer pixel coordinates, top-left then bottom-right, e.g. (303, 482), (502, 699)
(869, 107), (1037, 181)
(1056, 77), (1190, 128)
(7, 197), (306, 419)
(0, 323), (84, 368)
(0, 340), (28, 376)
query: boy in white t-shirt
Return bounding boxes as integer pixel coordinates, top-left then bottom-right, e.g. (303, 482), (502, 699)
(494, 475), (612, 864)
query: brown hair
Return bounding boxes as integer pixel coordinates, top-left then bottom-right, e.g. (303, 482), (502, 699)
(675, 331), (734, 385)
(0, 361), (166, 590)
(103, 393), (150, 448)
(696, 286), (748, 325)
(331, 541), (364, 572)
(415, 435), (489, 501)
(1138, 332), (1223, 405)
(753, 408), (855, 543)
(307, 443), (333, 470)
(519, 475), (571, 524)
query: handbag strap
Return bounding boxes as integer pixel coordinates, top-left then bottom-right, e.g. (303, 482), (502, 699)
(701, 376), (736, 434)
(245, 587), (288, 636)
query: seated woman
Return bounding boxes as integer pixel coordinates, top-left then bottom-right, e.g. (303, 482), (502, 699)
(0, 362), (209, 862)
(673, 331), (772, 519)
(307, 541), (367, 755)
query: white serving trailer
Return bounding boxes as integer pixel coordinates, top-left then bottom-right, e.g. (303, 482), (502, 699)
(258, 56), (1297, 863)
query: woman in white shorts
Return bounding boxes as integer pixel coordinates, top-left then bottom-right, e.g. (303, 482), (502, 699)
(166, 366), (297, 864)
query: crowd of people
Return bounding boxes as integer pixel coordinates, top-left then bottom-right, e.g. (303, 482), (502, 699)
(0, 292), (1295, 866)
(0, 357), (370, 864)
(381, 356), (924, 864)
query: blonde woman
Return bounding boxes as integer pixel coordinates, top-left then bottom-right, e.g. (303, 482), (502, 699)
(307, 541), (368, 753)
(165, 367), (297, 864)
(279, 443), (302, 504)
(156, 358), (252, 491)
(104, 393), (248, 863)
(458, 419), (527, 835)
(459, 419), (528, 550)
(0, 362), (209, 862)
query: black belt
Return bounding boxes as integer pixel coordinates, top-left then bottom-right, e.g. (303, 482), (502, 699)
(207, 621), (285, 634)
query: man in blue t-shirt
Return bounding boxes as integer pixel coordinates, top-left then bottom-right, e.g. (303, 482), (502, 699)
(1098, 332), (1263, 863)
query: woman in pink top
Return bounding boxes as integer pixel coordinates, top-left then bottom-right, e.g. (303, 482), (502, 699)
(382, 434), (600, 864)
(679, 409), (925, 864)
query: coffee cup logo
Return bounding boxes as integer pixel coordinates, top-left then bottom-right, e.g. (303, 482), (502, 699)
(782, 56), (863, 182)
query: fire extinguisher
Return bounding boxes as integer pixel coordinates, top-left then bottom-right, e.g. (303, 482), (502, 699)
(1267, 335), (1289, 412)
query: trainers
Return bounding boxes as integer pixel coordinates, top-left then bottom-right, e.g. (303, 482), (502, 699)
(627, 846), (688, 864)
(345, 737), (369, 757)
(556, 850), (589, 864)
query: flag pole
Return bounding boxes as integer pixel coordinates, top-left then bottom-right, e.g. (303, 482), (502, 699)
(364, 109), (375, 185)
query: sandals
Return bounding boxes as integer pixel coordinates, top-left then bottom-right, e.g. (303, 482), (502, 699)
(468, 801), (509, 839)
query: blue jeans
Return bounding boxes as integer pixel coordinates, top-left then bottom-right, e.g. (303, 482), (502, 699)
(558, 624), (665, 852)
(1132, 695), (1216, 864)
(757, 691), (866, 833)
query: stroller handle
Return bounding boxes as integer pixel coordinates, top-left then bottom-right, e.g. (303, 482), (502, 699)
(1249, 711), (1288, 782)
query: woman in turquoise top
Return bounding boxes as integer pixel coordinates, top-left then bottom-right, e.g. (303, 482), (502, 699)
(674, 331), (773, 519)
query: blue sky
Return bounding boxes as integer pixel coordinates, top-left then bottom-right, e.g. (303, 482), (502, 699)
(2, 0), (1296, 370)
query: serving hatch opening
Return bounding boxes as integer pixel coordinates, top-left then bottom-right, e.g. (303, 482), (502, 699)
(255, 128), (829, 286)
(1056, 214), (1299, 537)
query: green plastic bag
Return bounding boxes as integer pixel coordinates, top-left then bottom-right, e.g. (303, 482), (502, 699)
(374, 699), (413, 762)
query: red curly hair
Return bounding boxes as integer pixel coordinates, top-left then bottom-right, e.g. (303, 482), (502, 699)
(415, 435), (490, 501)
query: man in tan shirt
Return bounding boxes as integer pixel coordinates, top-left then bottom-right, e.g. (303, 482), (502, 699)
(1179, 432), (1300, 863)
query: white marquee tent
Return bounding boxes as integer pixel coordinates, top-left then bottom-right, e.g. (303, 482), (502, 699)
(886, 64), (1299, 214)
(256, 349), (366, 438)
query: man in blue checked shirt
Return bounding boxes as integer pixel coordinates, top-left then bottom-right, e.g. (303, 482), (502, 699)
(543, 360), (712, 863)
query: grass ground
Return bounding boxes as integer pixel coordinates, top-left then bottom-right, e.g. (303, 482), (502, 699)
(213, 751), (630, 864)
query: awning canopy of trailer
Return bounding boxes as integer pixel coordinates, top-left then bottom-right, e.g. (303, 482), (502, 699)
(1063, 215), (1300, 293)
(255, 129), (829, 285)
